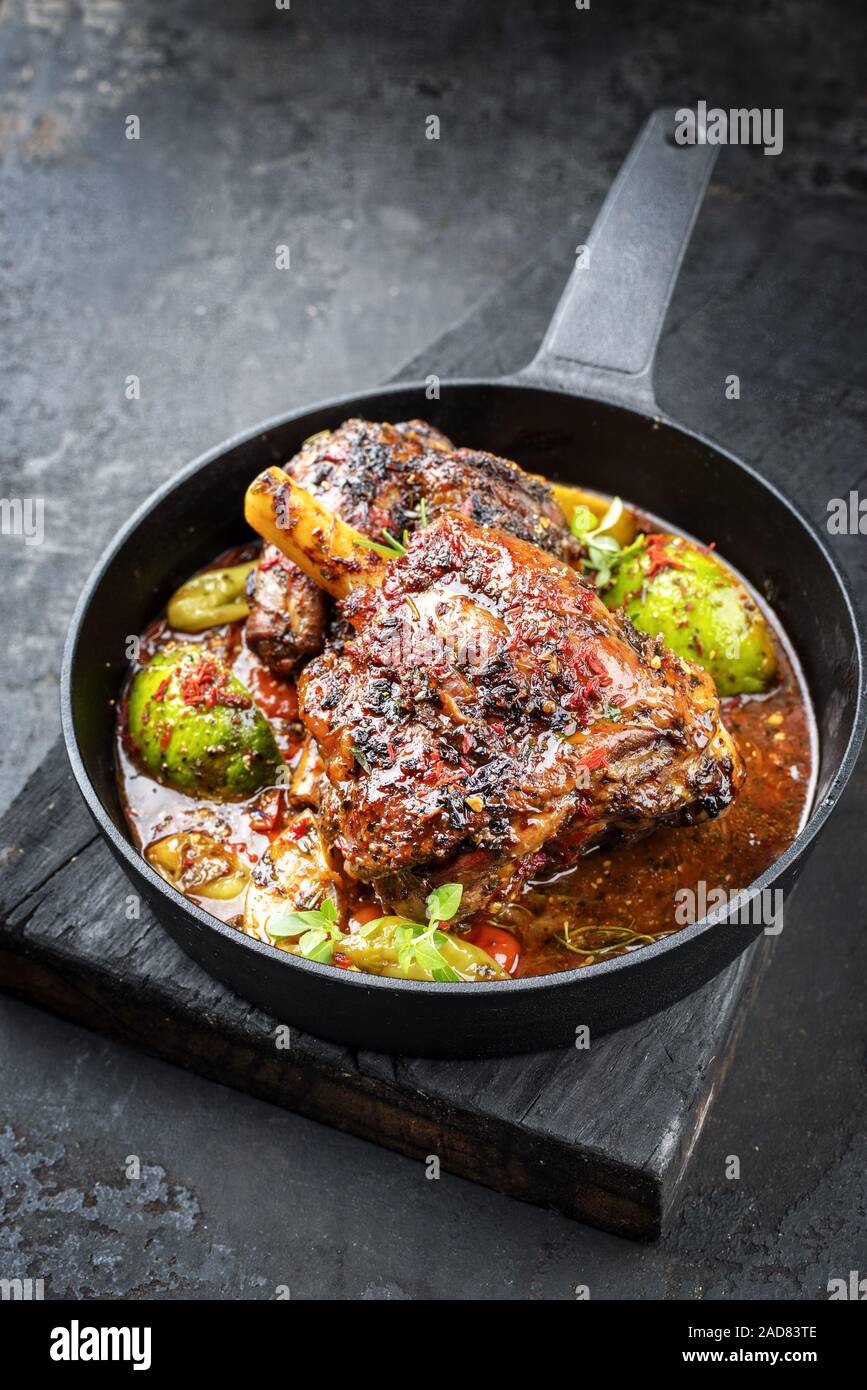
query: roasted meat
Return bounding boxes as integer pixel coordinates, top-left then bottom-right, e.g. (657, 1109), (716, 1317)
(288, 417), (577, 561)
(245, 417), (578, 673)
(245, 544), (328, 676)
(283, 505), (745, 922)
(287, 418), (453, 537)
(246, 421), (450, 674)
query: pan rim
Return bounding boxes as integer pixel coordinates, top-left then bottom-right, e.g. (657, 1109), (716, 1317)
(60, 377), (867, 1000)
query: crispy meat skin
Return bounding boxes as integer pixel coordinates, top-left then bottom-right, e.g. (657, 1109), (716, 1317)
(287, 418), (577, 560)
(247, 417), (577, 673)
(245, 544), (328, 676)
(299, 513), (745, 920)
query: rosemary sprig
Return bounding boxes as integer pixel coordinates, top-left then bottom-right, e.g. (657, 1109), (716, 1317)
(555, 921), (658, 959)
(353, 527), (407, 561)
(381, 528), (407, 555)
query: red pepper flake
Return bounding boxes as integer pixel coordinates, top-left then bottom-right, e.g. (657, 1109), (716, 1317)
(563, 680), (599, 716)
(160, 724), (173, 750)
(152, 676), (171, 702)
(644, 533), (686, 580)
(585, 650), (612, 682)
(180, 656), (251, 710)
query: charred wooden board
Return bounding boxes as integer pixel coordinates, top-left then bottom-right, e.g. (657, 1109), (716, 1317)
(0, 744), (770, 1238)
(0, 217), (777, 1239)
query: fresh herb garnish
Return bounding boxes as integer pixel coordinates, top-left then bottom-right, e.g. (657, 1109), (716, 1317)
(266, 883), (467, 977)
(419, 496), (429, 528)
(266, 897), (346, 963)
(426, 882), (463, 922)
(359, 882), (465, 982)
(570, 497), (644, 589)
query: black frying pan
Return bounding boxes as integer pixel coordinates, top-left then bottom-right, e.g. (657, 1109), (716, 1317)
(61, 111), (865, 1057)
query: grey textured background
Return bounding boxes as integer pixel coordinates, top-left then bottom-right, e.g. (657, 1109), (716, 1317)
(2, 0), (865, 813)
(1, 0), (866, 1299)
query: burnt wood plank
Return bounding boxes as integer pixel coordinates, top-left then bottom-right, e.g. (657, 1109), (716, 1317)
(0, 748), (765, 1238)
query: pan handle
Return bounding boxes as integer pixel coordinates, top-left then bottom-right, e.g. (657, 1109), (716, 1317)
(514, 108), (719, 412)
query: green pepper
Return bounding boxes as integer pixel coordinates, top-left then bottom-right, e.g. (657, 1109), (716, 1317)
(146, 831), (249, 900)
(127, 644), (282, 798)
(603, 534), (777, 696)
(335, 916), (509, 981)
(166, 562), (256, 633)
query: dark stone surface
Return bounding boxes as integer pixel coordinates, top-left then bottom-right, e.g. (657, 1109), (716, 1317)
(0, 0), (865, 1298)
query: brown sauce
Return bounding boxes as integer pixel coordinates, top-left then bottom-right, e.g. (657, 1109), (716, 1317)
(511, 659), (813, 974)
(116, 538), (816, 980)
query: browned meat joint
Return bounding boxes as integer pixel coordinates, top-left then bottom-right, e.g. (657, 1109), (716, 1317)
(286, 418), (577, 561)
(245, 417), (580, 674)
(298, 511), (745, 922)
(245, 544), (329, 676)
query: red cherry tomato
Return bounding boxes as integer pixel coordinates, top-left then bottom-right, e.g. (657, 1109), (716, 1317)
(248, 666), (299, 723)
(465, 925), (522, 977)
(349, 902), (381, 931)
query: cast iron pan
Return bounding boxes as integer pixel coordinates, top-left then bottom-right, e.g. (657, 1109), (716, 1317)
(62, 111), (865, 1057)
